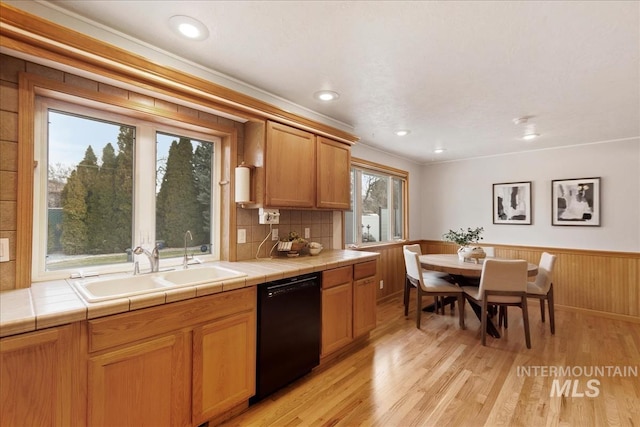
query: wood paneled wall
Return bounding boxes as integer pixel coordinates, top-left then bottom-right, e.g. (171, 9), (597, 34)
(358, 241), (640, 322)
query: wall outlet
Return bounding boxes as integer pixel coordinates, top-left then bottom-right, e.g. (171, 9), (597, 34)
(0, 238), (9, 262)
(258, 208), (280, 224)
(304, 227), (310, 239)
(379, 280), (384, 289)
(272, 228), (279, 241)
(237, 229), (246, 244)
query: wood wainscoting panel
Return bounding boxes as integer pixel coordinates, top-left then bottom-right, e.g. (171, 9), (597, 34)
(421, 241), (639, 321)
(356, 241), (638, 320)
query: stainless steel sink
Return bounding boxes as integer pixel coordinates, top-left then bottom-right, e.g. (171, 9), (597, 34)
(71, 265), (246, 303)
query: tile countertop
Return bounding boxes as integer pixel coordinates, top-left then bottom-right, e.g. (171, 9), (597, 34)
(0, 249), (379, 338)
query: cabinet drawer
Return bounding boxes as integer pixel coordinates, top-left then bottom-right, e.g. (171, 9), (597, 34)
(322, 266), (353, 289)
(88, 287), (255, 353)
(354, 260), (377, 280)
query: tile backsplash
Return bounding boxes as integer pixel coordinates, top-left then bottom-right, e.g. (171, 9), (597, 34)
(235, 208), (334, 260)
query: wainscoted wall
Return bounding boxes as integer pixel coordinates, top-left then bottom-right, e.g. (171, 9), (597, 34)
(359, 241), (639, 322)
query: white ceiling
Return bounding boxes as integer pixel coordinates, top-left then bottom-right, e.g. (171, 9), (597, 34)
(9, 1), (640, 163)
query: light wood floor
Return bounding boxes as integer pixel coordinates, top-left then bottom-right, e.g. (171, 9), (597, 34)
(221, 294), (640, 426)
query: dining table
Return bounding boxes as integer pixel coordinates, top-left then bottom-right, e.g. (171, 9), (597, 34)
(418, 254), (538, 338)
(419, 254), (538, 278)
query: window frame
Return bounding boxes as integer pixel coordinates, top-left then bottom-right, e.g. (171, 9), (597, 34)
(347, 157), (409, 247)
(33, 96), (222, 281)
(16, 71), (238, 283)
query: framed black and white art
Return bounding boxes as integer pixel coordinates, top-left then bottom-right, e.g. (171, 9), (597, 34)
(493, 181), (532, 225)
(552, 177), (600, 226)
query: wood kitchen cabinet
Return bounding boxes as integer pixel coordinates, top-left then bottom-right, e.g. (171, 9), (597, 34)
(86, 287), (256, 426)
(245, 120), (352, 209)
(321, 266), (353, 357)
(265, 121), (316, 208)
(192, 310), (256, 425)
(353, 260), (378, 337)
(316, 136), (351, 209)
(0, 324), (83, 426)
(321, 260), (378, 358)
(88, 331), (190, 426)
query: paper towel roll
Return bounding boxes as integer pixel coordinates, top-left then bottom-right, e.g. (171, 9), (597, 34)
(235, 165), (251, 203)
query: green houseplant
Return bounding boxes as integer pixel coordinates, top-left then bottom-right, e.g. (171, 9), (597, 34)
(442, 227), (485, 261)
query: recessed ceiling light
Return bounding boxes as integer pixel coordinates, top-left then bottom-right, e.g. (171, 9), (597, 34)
(394, 130), (410, 136)
(314, 90), (340, 101)
(513, 115), (541, 140)
(169, 15), (209, 40)
(433, 148), (446, 153)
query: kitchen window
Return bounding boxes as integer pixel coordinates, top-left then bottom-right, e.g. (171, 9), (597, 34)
(33, 97), (221, 280)
(345, 158), (408, 246)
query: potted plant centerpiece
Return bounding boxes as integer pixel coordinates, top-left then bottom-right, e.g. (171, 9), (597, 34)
(442, 227), (485, 262)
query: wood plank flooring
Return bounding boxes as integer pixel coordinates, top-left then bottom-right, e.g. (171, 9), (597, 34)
(220, 294), (640, 426)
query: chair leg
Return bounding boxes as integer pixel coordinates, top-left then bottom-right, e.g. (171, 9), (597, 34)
(481, 299), (488, 346)
(457, 294), (465, 329)
(521, 297), (531, 349)
(540, 298), (546, 322)
(548, 284), (555, 335)
(403, 276), (410, 317)
(416, 287), (423, 329)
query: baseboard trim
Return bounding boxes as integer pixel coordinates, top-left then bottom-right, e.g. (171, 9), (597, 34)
(556, 304), (640, 324)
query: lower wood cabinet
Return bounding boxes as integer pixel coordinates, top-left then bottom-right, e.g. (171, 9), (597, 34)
(321, 279), (353, 356)
(192, 310), (256, 425)
(88, 332), (190, 426)
(86, 286), (256, 426)
(353, 260), (378, 338)
(321, 260), (378, 358)
(0, 323), (83, 426)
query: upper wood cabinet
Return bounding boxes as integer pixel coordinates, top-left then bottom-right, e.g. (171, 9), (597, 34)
(316, 136), (351, 209)
(265, 121), (316, 208)
(246, 120), (352, 209)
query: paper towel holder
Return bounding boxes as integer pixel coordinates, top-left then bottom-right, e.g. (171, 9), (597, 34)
(235, 162), (254, 207)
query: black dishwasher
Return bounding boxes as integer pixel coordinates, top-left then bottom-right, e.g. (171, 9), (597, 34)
(252, 273), (321, 402)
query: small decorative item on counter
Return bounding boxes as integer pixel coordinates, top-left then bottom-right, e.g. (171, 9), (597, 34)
(309, 242), (323, 255)
(279, 231), (308, 255)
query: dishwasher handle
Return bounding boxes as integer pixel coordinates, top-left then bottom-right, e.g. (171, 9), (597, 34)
(265, 276), (318, 298)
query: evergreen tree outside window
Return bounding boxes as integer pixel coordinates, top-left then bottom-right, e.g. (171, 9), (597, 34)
(156, 133), (213, 255)
(36, 100), (220, 279)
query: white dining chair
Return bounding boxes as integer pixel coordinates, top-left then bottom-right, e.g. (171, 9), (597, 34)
(462, 259), (531, 348)
(403, 244), (453, 316)
(403, 246), (465, 329)
(526, 252), (557, 334)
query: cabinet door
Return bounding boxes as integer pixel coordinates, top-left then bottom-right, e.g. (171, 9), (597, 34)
(1, 325), (78, 426)
(321, 282), (353, 356)
(192, 310), (256, 425)
(265, 121), (315, 207)
(88, 333), (190, 427)
(353, 276), (377, 337)
(316, 136), (351, 209)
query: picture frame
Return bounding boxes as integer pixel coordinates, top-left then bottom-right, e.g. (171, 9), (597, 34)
(552, 177), (600, 226)
(493, 181), (532, 225)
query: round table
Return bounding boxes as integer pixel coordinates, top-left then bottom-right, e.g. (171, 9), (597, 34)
(419, 254), (538, 278)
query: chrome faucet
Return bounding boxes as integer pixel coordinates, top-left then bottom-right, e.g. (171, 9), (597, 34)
(183, 230), (193, 269)
(133, 243), (160, 273)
